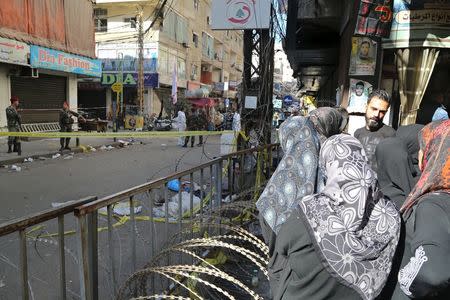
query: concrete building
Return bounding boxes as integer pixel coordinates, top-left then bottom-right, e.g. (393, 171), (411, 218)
(80, 0), (244, 121)
(0, 0), (99, 130)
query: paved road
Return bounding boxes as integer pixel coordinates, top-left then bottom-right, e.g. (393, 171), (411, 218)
(0, 135), (222, 221)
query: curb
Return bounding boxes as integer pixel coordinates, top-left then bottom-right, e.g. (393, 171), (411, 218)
(0, 142), (122, 167)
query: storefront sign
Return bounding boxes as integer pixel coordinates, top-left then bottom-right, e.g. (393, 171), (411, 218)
(30, 45), (102, 77)
(0, 37), (29, 66)
(355, 0), (394, 38)
(384, 0), (450, 48)
(101, 73), (159, 88)
(349, 37), (377, 76)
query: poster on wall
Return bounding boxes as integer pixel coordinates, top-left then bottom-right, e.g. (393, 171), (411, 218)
(355, 0), (394, 38)
(349, 37), (377, 76)
(348, 79), (373, 113)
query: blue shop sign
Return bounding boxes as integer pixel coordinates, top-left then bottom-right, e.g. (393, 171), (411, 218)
(30, 45), (102, 77)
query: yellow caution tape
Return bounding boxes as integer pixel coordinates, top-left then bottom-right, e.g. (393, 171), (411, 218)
(0, 130), (233, 138)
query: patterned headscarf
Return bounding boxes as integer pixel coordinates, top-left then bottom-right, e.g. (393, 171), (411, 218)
(309, 107), (345, 143)
(299, 134), (401, 300)
(256, 116), (320, 234)
(401, 120), (450, 214)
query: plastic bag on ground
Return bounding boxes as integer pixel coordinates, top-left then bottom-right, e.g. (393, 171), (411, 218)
(153, 191), (201, 218)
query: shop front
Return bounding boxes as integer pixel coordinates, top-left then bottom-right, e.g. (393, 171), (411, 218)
(11, 45), (101, 124)
(381, 0), (450, 126)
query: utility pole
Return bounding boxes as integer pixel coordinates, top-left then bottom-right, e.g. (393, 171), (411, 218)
(137, 5), (144, 114)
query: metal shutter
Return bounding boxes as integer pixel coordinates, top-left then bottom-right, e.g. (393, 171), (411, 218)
(10, 74), (67, 123)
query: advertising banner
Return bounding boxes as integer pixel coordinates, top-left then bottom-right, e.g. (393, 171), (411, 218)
(101, 73), (159, 88)
(355, 0), (394, 38)
(349, 37), (377, 76)
(211, 0), (271, 30)
(384, 0), (450, 48)
(30, 45), (102, 77)
(0, 37), (29, 66)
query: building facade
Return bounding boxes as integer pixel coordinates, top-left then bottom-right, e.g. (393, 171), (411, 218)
(0, 0), (100, 129)
(80, 0), (244, 121)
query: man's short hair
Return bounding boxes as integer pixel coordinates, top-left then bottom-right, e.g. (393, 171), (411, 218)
(356, 81), (365, 88)
(360, 40), (370, 47)
(367, 89), (391, 105)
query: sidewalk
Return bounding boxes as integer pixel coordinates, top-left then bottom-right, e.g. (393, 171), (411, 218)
(0, 136), (122, 166)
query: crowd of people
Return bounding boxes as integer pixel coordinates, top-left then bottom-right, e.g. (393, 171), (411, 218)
(258, 90), (449, 300)
(172, 106), (241, 148)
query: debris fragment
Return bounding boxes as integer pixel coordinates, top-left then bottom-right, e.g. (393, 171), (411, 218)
(23, 157), (34, 163)
(52, 153), (61, 159)
(11, 165), (21, 172)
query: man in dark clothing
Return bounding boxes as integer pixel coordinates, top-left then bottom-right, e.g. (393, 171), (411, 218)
(197, 108), (207, 146)
(183, 108), (197, 148)
(354, 89), (396, 172)
(6, 96), (22, 155)
(59, 101), (84, 152)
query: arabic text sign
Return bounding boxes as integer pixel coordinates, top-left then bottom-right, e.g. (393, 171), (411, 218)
(211, 0), (271, 29)
(30, 45), (102, 77)
(0, 37), (29, 66)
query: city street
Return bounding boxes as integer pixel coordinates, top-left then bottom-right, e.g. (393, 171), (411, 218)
(0, 135), (222, 222)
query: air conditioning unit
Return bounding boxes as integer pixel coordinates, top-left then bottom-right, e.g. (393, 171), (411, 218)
(201, 66), (209, 72)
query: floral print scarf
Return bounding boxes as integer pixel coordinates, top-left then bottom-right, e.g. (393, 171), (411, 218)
(256, 116), (320, 234)
(299, 134), (401, 300)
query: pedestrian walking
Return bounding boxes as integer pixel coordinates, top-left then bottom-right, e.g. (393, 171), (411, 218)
(173, 107), (186, 146)
(392, 120), (450, 300)
(232, 107), (241, 132)
(353, 89), (396, 172)
(6, 96), (22, 155)
(59, 101), (84, 152)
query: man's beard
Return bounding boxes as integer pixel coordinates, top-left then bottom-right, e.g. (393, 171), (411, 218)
(366, 115), (382, 130)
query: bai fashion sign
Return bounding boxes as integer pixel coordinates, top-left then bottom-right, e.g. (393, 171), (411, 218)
(101, 73), (159, 88)
(30, 45), (102, 77)
(0, 37), (29, 66)
(211, 0), (271, 30)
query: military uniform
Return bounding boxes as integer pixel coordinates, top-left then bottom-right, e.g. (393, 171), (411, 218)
(6, 105), (21, 155)
(183, 113), (198, 147)
(59, 109), (79, 151)
(197, 111), (208, 145)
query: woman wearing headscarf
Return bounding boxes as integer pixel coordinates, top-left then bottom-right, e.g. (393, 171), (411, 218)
(257, 107), (344, 296)
(375, 138), (417, 209)
(396, 124), (424, 175)
(393, 120), (450, 299)
(272, 134), (401, 300)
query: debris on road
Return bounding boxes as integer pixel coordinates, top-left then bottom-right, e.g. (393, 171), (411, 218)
(11, 165), (21, 172)
(153, 191), (201, 218)
(98, 201), (142, 216)
(38, 156), (48, 161)
(52, 153), (61, 159)
(63, 155), (74, 160)
(161, 144), (167, 150)
(23, 158), (34, 163)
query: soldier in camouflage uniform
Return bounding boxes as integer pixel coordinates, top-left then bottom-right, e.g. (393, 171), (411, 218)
(183, 108), (200, 148)
(197, 108), (208, 146)
(6, 96), (22, 155)
(59, 101), (84, 152)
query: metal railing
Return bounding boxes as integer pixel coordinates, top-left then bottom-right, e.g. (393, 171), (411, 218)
(0, 143), (280, 300)
(0, 196), (97, 300)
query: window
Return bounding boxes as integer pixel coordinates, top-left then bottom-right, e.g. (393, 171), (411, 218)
(95, 18), (107, 32)
(94, 8), (107, 32)
(124, 17), (137, 29)
(193, 33), (199, 48)
(194, 0), (199, 11)
(207, 16), (210, 25)
(202, 32), (214, 60)
(162, 10), (189, 44)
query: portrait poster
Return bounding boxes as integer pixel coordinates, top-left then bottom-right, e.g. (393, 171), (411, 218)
(348, 79), (373, 113)
(349, 37), (377, 76)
